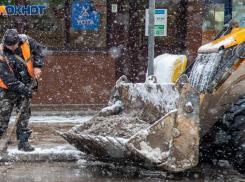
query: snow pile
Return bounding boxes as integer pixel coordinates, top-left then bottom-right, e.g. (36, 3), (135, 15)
(198, 37), (235, 52)
(139, 141), (163, 163)
(127, 112), (176, 164)
(148, 53), (186, 83)
(189, 52), (222, 92)
(127, 83), (179, 113)
(100, 100), (123, 116)
(10, 116), (92, 123)
(77, 159), (87, 165)
(66, 78), (179, 142)
(73, 115), (151, 138)
(136, 141), (170, 163)
(7, 145), (83, 159)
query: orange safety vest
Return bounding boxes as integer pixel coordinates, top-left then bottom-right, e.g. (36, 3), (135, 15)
(0, 35), (34, 89)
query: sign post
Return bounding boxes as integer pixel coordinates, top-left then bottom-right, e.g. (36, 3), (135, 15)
(147, 0), (155, 77)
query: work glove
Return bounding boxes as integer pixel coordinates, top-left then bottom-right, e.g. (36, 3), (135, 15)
(22, 87), (32, 99)
(31, 78), (38, 92)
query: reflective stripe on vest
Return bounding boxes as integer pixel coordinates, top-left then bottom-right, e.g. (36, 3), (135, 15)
(20, 34), (34, 78)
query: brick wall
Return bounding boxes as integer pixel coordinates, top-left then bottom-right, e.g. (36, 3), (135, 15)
(31, 54), (115, 112)
(186, 0), (204, 64)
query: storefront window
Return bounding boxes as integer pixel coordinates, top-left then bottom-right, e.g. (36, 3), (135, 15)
(202, 2), (226, 45)
(1, 0), (107, 49)
(69, 0), (107, 48)
(137, 0), (187, 47)
(155, 1), (179, 46)
(27, 0), (65, 47)
(202, 4), (224, 31)
(233, 0), (245, 28)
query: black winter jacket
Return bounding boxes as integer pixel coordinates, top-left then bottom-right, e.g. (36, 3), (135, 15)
(0, 34), (44, 97)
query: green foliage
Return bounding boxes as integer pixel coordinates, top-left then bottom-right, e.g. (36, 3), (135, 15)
(1, 0), (14, 5)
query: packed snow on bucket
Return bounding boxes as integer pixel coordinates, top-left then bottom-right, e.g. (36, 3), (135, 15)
(146, 53), (187, 83)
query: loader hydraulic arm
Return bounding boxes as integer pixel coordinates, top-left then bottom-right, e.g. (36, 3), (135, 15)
(207, 41), (245, 93)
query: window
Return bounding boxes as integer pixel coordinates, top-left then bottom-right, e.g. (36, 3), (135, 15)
(137, 0), (187, 47)
(233, 0), (245, 28)
(202, 4), (225, 31)
(155, 0), (186, 46)
(1, 0), (107, 49)
(27, 0), (65, 47)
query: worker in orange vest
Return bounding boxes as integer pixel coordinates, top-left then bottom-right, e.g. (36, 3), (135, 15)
(0, 29), (44, 151)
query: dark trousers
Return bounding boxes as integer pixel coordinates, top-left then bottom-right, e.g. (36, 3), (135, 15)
(0, 87), (31, 140)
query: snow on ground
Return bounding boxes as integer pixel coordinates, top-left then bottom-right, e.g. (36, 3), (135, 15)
(7, 144), (83, 157)
(6, 115), (93, 159)
(10, 115), (93, 123)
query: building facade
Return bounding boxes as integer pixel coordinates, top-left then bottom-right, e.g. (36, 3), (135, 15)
(0, 0), (241, 112)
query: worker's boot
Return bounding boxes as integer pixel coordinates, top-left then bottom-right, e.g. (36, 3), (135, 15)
(0, 132), (3, 140)
(18, 140), (35, 152)
(17, 130), (35, 152)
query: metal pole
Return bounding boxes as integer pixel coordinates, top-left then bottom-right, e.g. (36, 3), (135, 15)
(147, 0), (155, 77)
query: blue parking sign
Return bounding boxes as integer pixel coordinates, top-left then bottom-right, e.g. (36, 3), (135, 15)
(72, 1), (99, 30)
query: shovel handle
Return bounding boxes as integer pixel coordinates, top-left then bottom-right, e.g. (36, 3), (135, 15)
(2, 99), (27, 153)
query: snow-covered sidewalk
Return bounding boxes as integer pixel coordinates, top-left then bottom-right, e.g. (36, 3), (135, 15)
(1, 115), (93, 162)
(10, 115), (93, 123)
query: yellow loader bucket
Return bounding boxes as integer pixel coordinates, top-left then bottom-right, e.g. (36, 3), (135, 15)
(60, 75), (200, 172)
(127, 80), (200, 172)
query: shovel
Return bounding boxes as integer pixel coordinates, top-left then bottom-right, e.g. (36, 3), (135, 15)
(1, 98), (26, 153)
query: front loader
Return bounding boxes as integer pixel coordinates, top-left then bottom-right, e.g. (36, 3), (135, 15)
(60, 21), (245, 173)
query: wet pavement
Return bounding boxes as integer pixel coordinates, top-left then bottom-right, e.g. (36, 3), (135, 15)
(0, 115), (244, 181)
(0, 116), (88, 162)
(0, 160), (244, 182)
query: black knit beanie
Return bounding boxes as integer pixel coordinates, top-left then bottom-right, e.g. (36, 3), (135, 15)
(3, 29), (21, 46)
